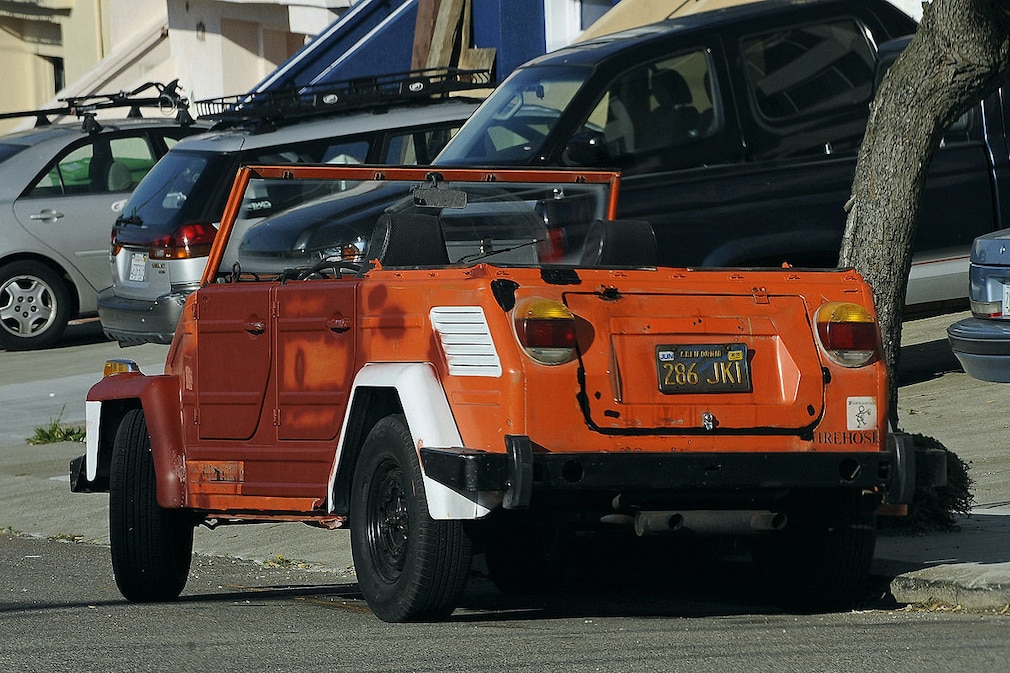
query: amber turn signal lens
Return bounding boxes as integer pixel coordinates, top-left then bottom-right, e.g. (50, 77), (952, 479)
(514, 298), (577, 365)
(103, 359), (141, 378)
(815, 302), (877, 367)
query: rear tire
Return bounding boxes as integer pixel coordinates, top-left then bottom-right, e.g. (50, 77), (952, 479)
(109, 409), (193, 601)
(350, 415), (472, 622)
(0, 260), (71, 350)
(752, 489), (876, 610)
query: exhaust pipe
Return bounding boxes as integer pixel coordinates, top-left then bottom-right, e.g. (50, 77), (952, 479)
(633, 510), (787, 536)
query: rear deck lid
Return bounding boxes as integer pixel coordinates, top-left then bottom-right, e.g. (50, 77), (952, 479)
(566, 291), (824, 433)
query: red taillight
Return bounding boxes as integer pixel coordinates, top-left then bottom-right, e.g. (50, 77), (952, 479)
(536, 227), (566, 262)
(815, 302), (877, 367)
(514, 298), (577, 364)
(150, 222), (217, 260)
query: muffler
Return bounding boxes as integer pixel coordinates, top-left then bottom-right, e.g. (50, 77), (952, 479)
(633, 510), (787, 536)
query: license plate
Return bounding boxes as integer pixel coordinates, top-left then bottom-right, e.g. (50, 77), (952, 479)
(1003, 282), (1010, 315)
(129, 252), (148, 282)
(656, 343), (750, 394)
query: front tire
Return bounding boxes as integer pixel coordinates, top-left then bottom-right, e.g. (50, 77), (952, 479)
(350, 415), (472, 622)
(109, 409), (194, 602)
(0, 260), (71, 350)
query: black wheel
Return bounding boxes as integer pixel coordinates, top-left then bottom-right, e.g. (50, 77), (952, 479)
(485, 524), (571, 595)
(752, 489), (876, 611)
(0, 260), (71, 350)
(350, 415), (472, 622)
(109, 409), (194, 602)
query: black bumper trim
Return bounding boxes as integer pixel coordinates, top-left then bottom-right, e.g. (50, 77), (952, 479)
(419, 433), (945, 507)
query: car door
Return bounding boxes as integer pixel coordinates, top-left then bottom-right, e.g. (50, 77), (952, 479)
(274, 281), (356, 444)
(13, 132), (161, 292)
(194, 283), (273, 441)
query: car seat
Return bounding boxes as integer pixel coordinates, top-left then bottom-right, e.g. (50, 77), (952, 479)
(579, 219), (657, 267)
(643, 69), (700, 147)
(365, 212), (449, 268)
(106, 161), (133, 192)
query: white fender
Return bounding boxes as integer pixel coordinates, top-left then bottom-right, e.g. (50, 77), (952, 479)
(85, 400), (102, 482)
(328, 362), (495, 519)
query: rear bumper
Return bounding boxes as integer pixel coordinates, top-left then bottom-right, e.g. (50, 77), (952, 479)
(947, 317), (1010, 382)
(97, 286), (188, 346)
(419, 432), (946, 511)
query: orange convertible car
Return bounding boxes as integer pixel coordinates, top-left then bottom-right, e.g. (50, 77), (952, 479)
(73, 164), (944, 621)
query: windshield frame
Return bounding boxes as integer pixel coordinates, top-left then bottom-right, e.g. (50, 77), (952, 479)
(203, 164), (621, 285)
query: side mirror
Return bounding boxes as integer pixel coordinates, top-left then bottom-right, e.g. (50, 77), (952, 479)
(562, 131), (609, 166)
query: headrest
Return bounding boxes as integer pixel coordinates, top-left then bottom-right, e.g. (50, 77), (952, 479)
(652, 70), (692, 107)
(366, 212), (449, 268)
(579, 219), (658, 267)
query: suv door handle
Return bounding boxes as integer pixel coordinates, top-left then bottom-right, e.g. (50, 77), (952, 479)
(29, 209), (65, 222)
(243, 320), (266, 335)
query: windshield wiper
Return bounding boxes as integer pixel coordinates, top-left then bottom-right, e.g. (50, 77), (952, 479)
(456, 239), (543, 265)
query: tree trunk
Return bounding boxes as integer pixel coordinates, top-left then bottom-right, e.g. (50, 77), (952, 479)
(839, 0), (1010, 424)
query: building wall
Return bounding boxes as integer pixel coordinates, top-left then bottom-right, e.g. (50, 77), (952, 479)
(0, 1), (348, 134)
(167, 0), (345, 101)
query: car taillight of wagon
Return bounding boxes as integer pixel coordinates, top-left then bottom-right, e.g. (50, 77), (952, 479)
(150, 222), (218, 260)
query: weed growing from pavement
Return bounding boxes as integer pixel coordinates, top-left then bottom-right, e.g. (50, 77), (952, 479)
(27, 407), (85, 444)
(879, 433), (975, 533)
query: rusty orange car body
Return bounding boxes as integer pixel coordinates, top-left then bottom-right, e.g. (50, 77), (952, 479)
(73, 164), (944, 621)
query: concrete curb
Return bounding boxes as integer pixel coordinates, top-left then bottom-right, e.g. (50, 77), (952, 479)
(890, 563), (1010, 611)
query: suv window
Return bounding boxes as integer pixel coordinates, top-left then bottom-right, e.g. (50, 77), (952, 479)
(382, 126), (458, 164)
(578, 48), (719, 173)
(742, 19), (875, 122)
(740, 18), (876, 159)
(436, 65), (591, 164)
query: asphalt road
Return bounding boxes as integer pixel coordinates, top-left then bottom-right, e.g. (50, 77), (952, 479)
(3, 532), (1010, 673)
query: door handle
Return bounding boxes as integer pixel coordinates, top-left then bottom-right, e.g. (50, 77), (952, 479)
(243, 320), (266, 335)
(326, 317), (351, 333)
(29, 209), (65, 222)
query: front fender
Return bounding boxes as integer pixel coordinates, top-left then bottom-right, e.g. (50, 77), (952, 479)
(86, 373), (186, 508)
(328, 362), (498, 520)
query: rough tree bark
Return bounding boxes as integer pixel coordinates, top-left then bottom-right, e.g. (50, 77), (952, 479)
(839, 0), (1010, 424)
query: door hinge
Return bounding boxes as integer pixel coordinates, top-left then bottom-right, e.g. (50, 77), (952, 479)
(193, 408), (199, 425)
(273, 409), (281, 426)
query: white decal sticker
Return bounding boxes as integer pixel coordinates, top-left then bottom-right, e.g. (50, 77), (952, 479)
(846, 396), (876, 431)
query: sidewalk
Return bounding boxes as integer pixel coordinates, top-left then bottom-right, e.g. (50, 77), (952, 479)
(876, 310), (1010, 610)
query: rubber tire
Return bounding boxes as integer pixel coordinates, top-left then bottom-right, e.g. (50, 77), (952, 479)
(350, 415), (472, 622)
(752, 489), (876, 611)
(0, 260), (71, 350)
(109, 409), (194, 602)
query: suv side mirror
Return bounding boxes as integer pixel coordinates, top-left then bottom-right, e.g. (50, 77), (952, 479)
(563, 131), (610, 166)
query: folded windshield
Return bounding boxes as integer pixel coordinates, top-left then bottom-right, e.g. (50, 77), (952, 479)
(209, 166), (623, 280)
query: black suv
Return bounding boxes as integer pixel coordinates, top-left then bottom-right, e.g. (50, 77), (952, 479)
(435, 0), (990, 310)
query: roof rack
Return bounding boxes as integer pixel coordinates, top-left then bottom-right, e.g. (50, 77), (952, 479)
(0, 80), (193, 130)
(195, 67), (492, 125)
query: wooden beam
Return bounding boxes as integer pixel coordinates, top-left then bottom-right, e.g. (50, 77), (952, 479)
(412, 0), (440, 70)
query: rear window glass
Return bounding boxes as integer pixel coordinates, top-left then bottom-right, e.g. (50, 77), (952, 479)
(117, 149), (234, 236)
(741, 19), (875, 123)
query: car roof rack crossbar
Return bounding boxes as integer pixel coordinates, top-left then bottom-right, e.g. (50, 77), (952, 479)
(196, 67), (492, 126)
(0, 80), (192, 128)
